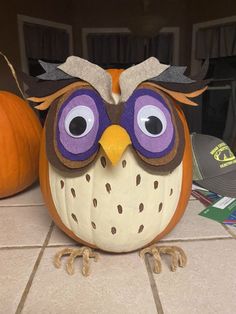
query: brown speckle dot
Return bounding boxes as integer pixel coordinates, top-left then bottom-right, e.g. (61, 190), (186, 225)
(170, 188), (173, 196)
(158, 202), (163, 212)
(154, 181), (159, 189)
(139, 203), (144, 212)
(71, 213), (78, 223)
(60, 180), (64, 189)
(138, 225), (144, 233)
(136, 174), (141, 186)
(93, 198), (97, 207)
(86, 174), (90, 182)
(122, 160), (127, 168)
(111, 227), (116, 234)
(91, 221), (96, 229)
(71, 188), (76, 198)
(105, 183), (111, 194)
(117, 205), (123, 214)
(100, 156), (106, 168)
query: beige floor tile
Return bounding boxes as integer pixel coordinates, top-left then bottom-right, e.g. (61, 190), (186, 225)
(0, 248), (40, 313)
(150, 239), (236, 314)
(0, 182), (44, 207)
(162, 200), (231, 241)
(224, 224), (236, 237)
(48, 225), (77, 246)
(22, 248), (157, 314)
(189, 194), (197, 200)
(0, 205), (51, 247)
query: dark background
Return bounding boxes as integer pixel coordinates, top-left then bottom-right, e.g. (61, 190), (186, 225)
(0, 0), (236, 148)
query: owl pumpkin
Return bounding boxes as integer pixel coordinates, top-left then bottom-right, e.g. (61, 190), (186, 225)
(26, 57), (208, 276)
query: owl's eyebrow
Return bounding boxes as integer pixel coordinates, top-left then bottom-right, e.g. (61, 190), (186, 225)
(35, 57), (115, 104)
(58, 56), (114, 104)
(119, 57), (209, 103)
(119, 57), (169, 102)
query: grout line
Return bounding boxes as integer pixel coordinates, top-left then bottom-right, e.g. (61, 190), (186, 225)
(221, 224), (236, 239)
(159, 236), (233, 244)
(15, 222), (54, 314)
(46, 243), (78, 248)
(0, 246), (43, 250)
(144, 255), (164, 314)
(0, 243), (78, 250)
(0, 237), (233, 251)
(0, 203), (45, 208)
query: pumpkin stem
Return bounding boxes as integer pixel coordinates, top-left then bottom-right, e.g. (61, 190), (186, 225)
(0, 51), (25, 99)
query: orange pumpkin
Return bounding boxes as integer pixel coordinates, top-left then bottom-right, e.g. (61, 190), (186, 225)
(0, 91), (42, 198)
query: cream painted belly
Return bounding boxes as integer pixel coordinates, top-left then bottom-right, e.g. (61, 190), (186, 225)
(49, 148), (183, 253)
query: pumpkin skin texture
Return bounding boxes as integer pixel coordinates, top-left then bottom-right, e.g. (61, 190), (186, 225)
(0, 91), (42, 198)
(39, 102), (191, 253)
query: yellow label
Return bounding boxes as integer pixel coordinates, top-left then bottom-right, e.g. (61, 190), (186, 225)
(210, 143), (236, 168)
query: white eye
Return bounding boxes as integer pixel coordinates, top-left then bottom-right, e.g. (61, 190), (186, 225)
(137, 105), (167, 137)
(65, 106), (94, 138)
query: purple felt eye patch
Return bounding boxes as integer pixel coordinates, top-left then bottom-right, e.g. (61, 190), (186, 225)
(57, 89), (110, 161)
(120, 88), (175, 158)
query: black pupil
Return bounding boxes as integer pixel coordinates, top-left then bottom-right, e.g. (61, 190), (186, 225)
(69, 116), (87, 136)
(145, 116), (163, 135)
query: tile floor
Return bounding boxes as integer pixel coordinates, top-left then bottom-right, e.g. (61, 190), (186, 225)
(0, 184), (236, 314)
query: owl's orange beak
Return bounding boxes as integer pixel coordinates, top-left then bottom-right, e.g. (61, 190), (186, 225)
(99, 125), (131, 166)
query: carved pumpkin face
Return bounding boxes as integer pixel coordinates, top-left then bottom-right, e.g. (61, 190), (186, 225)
(27, 57), (207, 253)
(0, 92), (42, 198)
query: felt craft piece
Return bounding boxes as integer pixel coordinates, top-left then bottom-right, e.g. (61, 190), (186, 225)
(121, 88), (176, 157)
(28, 82), (89, 110)
(119, 57), (170, 102)
(99, 125), (132, 166)
(18, 70), (79, 98)
(104, 102), (125, 124)
(147, 59), (209, 94)
(58, 56), (114, 104)
(45, 100), (98, 173)
(190, 58), (209, 81)
(55, 88), (111, 161)
(120, 85), (185, 171)
(27, 56), (209, 276)
(144, 82), (208, 106)
(153, 66), (195, 83)
(154, 80), (210, 94)
(39, 60), (61, 73)
(45, 88), (111, 171)
(135, 107), (185, 171)
(38, 63), (72, 80)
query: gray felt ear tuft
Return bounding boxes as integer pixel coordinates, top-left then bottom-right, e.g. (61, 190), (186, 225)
(38, 60), (60, 73)
(152, 66), (195, 84)
(147, 60), (209, 94)
(37, 60), (73, 81)
(189, 58), (209, 81)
